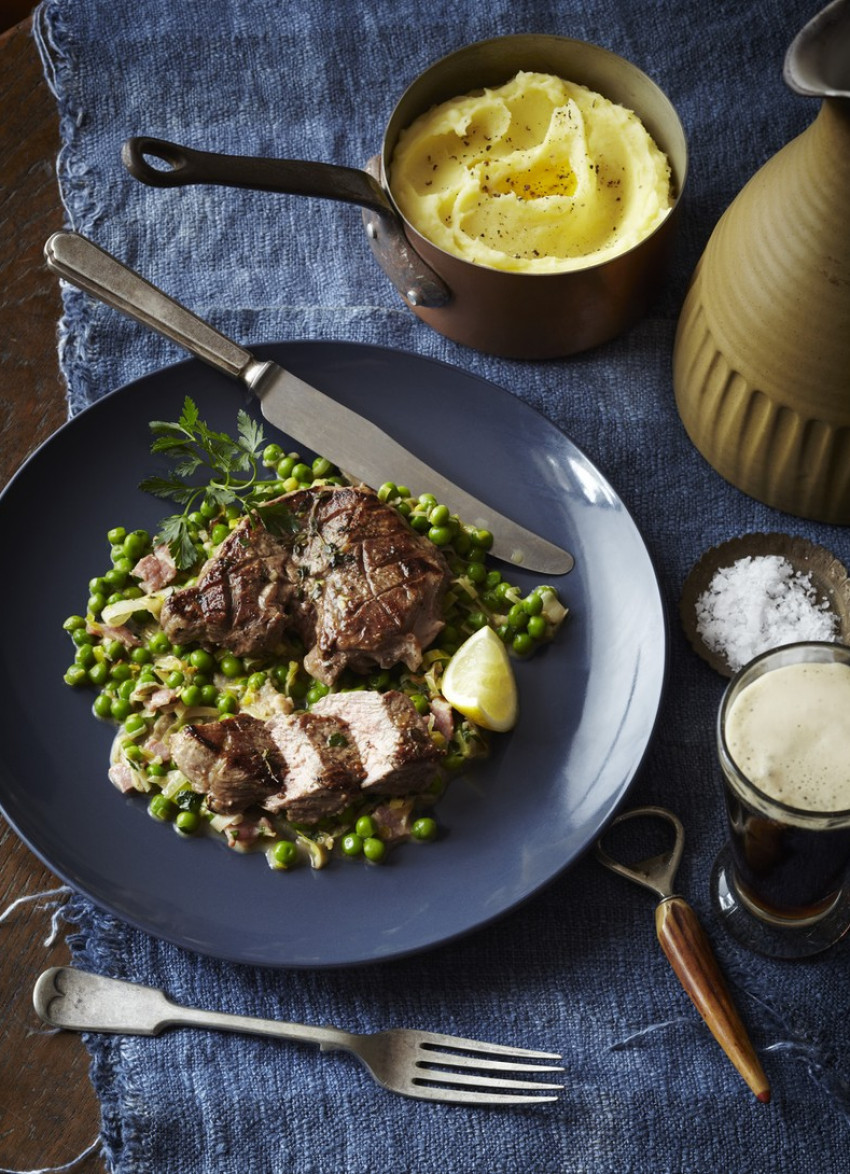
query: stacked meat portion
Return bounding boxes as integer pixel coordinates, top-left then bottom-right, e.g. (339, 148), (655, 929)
(159, 484), (452, 824)
(171, 690), (444, 823)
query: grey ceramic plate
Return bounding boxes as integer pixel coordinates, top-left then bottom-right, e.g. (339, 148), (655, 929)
(0, 342), (666, 967)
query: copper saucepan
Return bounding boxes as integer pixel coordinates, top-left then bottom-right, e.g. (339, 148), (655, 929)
(123, 34), (688, 359)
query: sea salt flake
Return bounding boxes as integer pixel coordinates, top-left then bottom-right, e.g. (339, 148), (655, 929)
(694, 554), (838, 672)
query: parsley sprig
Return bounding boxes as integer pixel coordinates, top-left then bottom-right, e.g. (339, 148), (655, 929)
(140, 397), (275, 569)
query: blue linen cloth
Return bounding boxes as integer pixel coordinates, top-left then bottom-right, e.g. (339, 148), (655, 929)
(29, 0), (850, 1170)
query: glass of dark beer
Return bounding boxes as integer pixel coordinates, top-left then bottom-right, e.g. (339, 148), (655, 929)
(710, 642), (850, 958)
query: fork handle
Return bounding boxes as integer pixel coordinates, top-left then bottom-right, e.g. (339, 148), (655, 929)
(654, 897), (770, 1103)
(33, 966), (354, 1054)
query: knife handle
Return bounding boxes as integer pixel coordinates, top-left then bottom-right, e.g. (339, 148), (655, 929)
(655, 896), (770, 1103)
(44, 231), (259, 383)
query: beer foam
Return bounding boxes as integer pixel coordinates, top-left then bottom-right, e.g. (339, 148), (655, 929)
(725, 661), (850, 813)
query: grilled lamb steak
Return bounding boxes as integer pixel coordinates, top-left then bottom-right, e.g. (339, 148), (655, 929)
(313, 690), (443, 795)
(159, 485), (451, 683)
(160, 523), (296, 657)
(170, 712), (287, 815)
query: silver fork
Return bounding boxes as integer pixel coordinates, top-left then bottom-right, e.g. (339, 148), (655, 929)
(34, 967), (563, 1105)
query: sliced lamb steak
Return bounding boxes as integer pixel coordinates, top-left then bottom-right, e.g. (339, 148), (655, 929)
(262, 711), (365, 822)
(170, 712), (287, 815)
(159, 485), (451, 683)
(312, 690), (443, 795)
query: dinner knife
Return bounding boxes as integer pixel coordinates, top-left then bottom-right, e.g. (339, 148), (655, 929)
(44, 231), (574, 575)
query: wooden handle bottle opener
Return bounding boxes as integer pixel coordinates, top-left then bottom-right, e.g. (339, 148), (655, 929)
(596, 805), (770, 1103)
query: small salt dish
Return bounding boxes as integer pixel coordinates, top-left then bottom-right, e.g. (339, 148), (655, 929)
(680, 533), (850, 677)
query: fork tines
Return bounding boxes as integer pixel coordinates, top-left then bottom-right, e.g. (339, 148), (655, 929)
(413, 1034), (564, 1104)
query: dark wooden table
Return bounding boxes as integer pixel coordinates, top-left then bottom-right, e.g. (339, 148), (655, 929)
(0, 17), (107, 1174)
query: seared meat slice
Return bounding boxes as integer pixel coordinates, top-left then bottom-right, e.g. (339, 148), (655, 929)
(159, 485), (451, 684)
(160, 523), (296, 657)
(283, 486), (451, 684)
(171, 713), (287, 815)
(262, 711), (365, 822)
(313, 690), (443, 795)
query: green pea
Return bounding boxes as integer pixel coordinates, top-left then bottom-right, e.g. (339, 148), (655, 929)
(272, 840), (299, 868)
(104, 567), (128, 590)
(88, 663), (109, 687)
(217, 692), (238, 715)
(75, 643), (96, 667)
(110, 662), (132, 682)
(210, 523), (230, 545)
(148, 631), (171, 654)
(312, 456), (334, 478)
(263, 442), (283, 466)
(466, 561), (487, 584)
(291, 462), (312, 483)
(507, 604), (528, 631)
(187, 510), (205, 529)
(110, 697), (131, 721)
(199, 497), (218, 518)
(276, 455), (297, 479)
(219, 655), (243, 679)
(409, 693), (430, 716)
(378, 481), (398, 503)
(63, 614), (87, 632)
(363, 836), (386, 863)
(428, 503), (450, 526)
(89, 575), (108, 595)
(411, 817), (438, 842)
(189, 649), (216, 673)
(522, 592), (544, 616)
(148, 793), (176, 822)
(341, 833), (363, 857)
(130, 646), (152, 665)
(247, 671), (267, 691)
(93, 692), (113, 718)
(124, 713), (147, 735)
(306, 682), (330, 706)
(118, 678), (136, 700)
(104, 639), (124, 662)
(70, 627), (92, 648)
(485, 570), (502, 589)
(527, 615), (547, 640)
(181, 685), (202, 707)
(107, 526), (126, 544)
(512, 632), (535, 656)
(175, 810), (200, 835)
(428, 525), (454, 547)
(64, 665), (89, 687)
(355, 815), (376, 838)
(418, 493), (437, 507)
(122, 530), (150, 559)
(466, 611), (488, 631)
(87, 592), (106, 615)
(201, 684), (219, 706)
(473, 528), (494, 550)
(395, 500), (411, 518)
(113, 557), (134, 575)
(148, 762), (168, 778)
(409, 513), (430, 534)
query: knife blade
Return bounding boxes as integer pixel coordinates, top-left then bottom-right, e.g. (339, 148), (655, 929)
(44, 231), (574, 575)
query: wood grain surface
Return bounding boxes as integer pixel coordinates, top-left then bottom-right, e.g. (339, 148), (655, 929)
(0, 18), (107, 1174)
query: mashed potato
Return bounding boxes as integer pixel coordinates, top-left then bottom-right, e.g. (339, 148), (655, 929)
(389, 71), (672, 274)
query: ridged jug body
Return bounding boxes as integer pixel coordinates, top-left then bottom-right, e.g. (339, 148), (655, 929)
(673, 98), (850, 523)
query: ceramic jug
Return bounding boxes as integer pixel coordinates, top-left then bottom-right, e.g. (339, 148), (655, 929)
(673, 0), (850, 523)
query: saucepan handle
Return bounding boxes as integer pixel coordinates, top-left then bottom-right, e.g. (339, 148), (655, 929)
(122, 136), (393, 216)
(121, 137), (451, 309)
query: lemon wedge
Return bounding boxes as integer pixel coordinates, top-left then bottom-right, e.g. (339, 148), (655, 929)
(441, 626), (518, 732)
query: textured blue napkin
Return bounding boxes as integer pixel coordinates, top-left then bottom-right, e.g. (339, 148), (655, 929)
(32, 1), (850, 1171)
